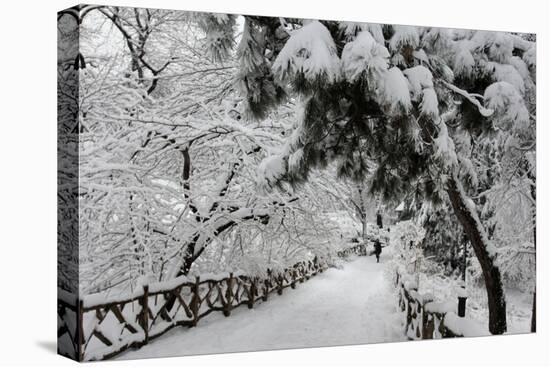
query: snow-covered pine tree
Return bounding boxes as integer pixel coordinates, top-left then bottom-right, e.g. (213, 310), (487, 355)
(219, 17), (536, 334)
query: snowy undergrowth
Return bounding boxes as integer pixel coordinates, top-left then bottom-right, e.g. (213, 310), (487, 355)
(387, 232), (532, 335)
(412, 267), (532, 334)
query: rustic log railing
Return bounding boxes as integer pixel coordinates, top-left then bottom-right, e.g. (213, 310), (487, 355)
(394, 270), (486, 340)
(58, 247), (366, 361)
(337, 243), (368, 257)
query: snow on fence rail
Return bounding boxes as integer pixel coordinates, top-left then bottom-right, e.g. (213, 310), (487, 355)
(58, 244), (367, 361)
(394, 270), (487, 340)
(337, 243), (368, 257)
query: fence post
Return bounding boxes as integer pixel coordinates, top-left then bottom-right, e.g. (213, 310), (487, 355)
(291, 270), (297, 289)
(264, 269), (272, 301)
(78, 299), (84, 362)
(457, 284), (467, 317)
(140, 285), (149, 345)
(421, 295), (434, 339)
(263, 278), (269, 301)
(414, 301), (422, 338)
(224, 273), (233, 317)
(248, 277), (255, 309)
(422, 309), (433, 339)
(405, 299), (412, 338)
(192, 277), (200, 325)
(277, 273), (283, 295)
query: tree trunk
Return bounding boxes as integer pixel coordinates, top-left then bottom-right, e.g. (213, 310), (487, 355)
(531, 291), (536, 332)
(446, 174), (507, 334)
(356, 185), (368, 244)
(162, 233), (202, 315)
(528, 169), (536, 333)
(376, 211), (383, 229)
(362, 212), (368, 244)
(179, 240), (199, 277)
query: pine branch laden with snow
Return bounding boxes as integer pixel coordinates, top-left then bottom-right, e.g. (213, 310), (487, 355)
(235, 17), (286, 120)
(377, 67), (412, 114)
(484, 81), (530, 132)
(452, 40), (476, 79)
(257, 154), (287, 188)
(341, 31), (390, 82)
(197, 13), (237, 63)
(420, 87), (439, 118)
(340, 22), (385, 44)
(389, 25), (420, 53)
(403, 65), (434, 101)
(433, 121), (458, 169)
(272, 21), (341, 87)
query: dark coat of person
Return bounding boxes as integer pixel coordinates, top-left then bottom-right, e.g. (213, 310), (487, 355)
(374, 240), (382, 255)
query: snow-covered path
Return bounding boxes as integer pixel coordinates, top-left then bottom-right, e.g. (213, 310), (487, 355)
(118, 255), (405, 360)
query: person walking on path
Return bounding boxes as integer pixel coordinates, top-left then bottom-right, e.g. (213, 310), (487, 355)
(374, 239), (382, 263)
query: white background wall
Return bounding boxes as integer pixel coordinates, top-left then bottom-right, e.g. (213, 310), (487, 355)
(0, 0), (547, 366)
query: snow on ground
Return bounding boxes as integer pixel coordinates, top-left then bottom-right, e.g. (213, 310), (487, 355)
(118, 255), (405, 360)
(463, 284), (533, 334)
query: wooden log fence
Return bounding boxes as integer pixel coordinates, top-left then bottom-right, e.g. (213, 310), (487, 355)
(58, 246), (367, 361)
(394, 270), (485, 340)
(337, 243), (368, 257)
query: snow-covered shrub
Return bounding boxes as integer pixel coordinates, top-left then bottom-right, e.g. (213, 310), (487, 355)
(497, 242), (536, 292)
(390, 220), (426, 258)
